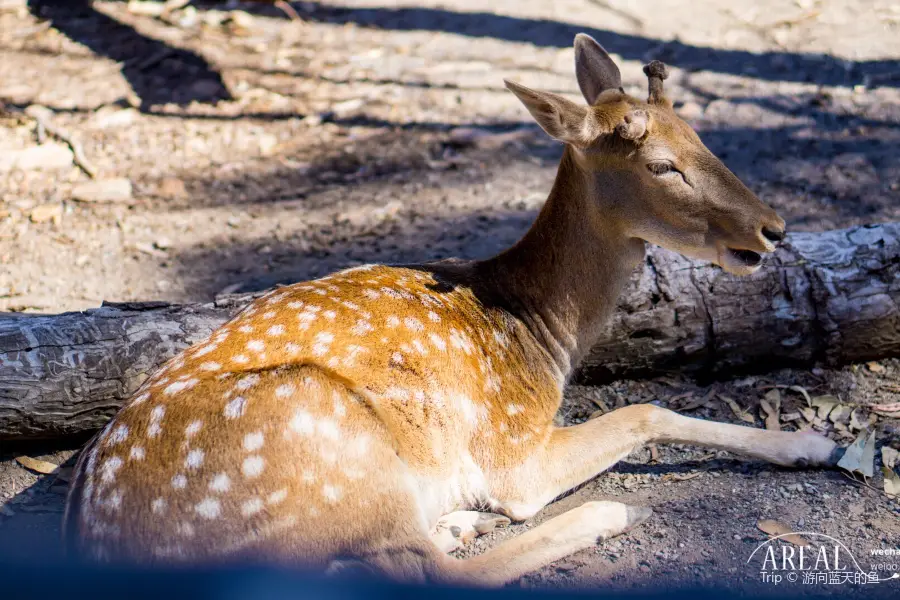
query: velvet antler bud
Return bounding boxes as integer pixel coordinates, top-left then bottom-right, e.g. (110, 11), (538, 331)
(642, 60), (669, 105)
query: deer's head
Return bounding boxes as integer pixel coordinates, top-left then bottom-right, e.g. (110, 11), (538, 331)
(505, 34), (785, 275)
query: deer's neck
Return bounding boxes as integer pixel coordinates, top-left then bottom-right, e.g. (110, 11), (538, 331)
(477, 148), (645, 378)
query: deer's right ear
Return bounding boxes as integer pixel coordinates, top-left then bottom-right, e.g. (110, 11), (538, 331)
(505, 80), (596, 148)
(574, 34), (623, 105)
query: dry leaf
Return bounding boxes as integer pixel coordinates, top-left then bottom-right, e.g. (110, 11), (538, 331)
(760, 399), (781, 431)
(867, 361), (886, 373)
(811, 395), (839, 420)
(720, 395), (756, 424)
(837, 431), (876, 479)
(849, 408), (868, 432)
(883, 447), (899, 471)
(780, 411), (802, 422)
(757, 519), (808, 546)
(788, 385), (812, 406)
(15, 456), (59, 475)
(799, 407), (817, 422)
(828, 405), (850, 425)
(883, 467), (900, 498)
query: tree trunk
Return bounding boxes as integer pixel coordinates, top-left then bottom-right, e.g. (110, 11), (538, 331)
(2, 224), (899, 439)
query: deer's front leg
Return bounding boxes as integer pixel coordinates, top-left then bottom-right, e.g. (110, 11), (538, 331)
(493, 404), (842, 521)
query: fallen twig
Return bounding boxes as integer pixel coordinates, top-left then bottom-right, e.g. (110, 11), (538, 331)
(23, 105), (98, 178)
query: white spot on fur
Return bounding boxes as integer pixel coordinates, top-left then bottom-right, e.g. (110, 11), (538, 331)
(200, 361), (221, 371)
(429, 333), (446, 351)
(386, 315), (400, 328)
(224, 396), (247, 419)
(363, 288), (380, 300)
(322, 484), (342, 503)
(404, 317), (424, 332)
(262, 311), (276, 320)
(194, 343), (218, 357)
(195, 497), (221, 519)
(151, 498), (167, 514)
(164, 378), (198, 396)
(275, 384), (295, 398)
(236, 374), (260, 391)
(241, 498), (264, 517)
(185, 420), (203, 438)
(106, 424), (129, 445)
(289, 410), (314, 435)
(412, 339), (428, 355)
(285, 342), (300, 355)
(172, 474), (187, 489)
(350, 319), (373, 336)
(209, 473), (231, 493)
(242, 455), (265, 478)
(129, 446), (145, 461)
(132, 392), (150, 405)
(238, 325), (254, 334)
(287, 301), (303, 309)
(506, 404), (524, 416)
(100, 457), (123, 483)
(232, 354), (250, 364)
(390, 352), (403, 365)
(324, 310), (337, 320)
(317, 418), (339, 440)
(312, 331), (334, 356)
(267, 325), (285, 336)
(427, 311), (440, 322)
(185, 449), (205, 470)
(246, 340), (265, 353)
(243, 431), (264, 452)
(268, 489), (288, 505)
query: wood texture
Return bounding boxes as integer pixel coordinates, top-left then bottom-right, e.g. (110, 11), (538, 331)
(1, 224), (898, 439)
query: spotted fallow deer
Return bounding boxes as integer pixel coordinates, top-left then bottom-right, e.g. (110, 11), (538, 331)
(64, 34), (843, 585)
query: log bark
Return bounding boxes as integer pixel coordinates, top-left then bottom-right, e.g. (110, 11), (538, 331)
(2, 223), (899, 439)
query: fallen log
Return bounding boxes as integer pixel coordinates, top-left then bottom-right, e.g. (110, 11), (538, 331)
(1, 223), (898, 439)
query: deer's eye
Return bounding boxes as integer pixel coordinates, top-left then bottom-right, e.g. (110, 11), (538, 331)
(647, 162), (676, 176)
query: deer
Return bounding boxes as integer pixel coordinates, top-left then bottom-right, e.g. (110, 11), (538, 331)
(64, 34), (844, 586)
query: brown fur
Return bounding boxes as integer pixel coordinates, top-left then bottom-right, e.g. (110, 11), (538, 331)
(64, 35), (838, 585)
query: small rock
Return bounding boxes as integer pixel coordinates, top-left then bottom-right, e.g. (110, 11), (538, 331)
(0, 142), (73, 172)
(72, 178), (133, 203)
(87, 107), (138, 130)
(29, 203), (63, 224)
(154, 238), (173, 250)
(157, 177), (187, 199)
(330, 98), (365, 117)
(258, 134), (279, 156)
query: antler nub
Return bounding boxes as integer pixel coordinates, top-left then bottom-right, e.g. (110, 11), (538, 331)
(642, 60), (669, 104)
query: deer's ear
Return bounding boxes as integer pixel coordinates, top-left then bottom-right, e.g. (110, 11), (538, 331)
(574, 33), (623, 105)
(505, 80), (596, 148)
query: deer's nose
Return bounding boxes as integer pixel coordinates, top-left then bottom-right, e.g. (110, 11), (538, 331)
(762, 226), (785, 243)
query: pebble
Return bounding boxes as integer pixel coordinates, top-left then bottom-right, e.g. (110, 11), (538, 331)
(29, 203), (63, 224)
(157, 178), (187, 199)
(72, 178), (133, 203)
(87, 107), (138, 130)
(0, 142), (73, 172)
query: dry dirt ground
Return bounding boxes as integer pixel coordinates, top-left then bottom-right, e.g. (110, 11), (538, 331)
(1, 0), (900, 594)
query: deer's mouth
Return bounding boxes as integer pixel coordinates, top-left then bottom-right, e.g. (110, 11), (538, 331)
(727, 248), (762, 267)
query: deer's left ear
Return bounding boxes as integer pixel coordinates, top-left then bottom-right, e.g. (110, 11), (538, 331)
(504, 80), (597, 148)
(574, 34), (623, 105)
